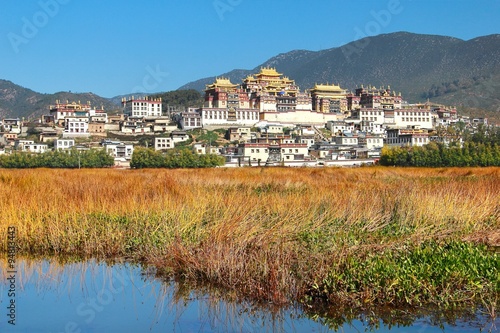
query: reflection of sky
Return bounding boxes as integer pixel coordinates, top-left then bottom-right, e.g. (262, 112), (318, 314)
(0, 259), (494, 333)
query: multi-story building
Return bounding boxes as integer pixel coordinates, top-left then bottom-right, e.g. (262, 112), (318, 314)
(359, 120), (384, 135)
(54, 139), (75, 150)
(23, 143), (48, 153)
(326, 120), (355, 135)
(103, 142), (134, 159)
(237, 141), (309, 164)
(63, 116), (90, 137)
(122, 96), (162, 118)
(180, 112), (202, 130)
(226, 127), (252, 142)
(2, 119), (22, 134)
(120, 118), (151, 134)
(49, 101), (91, 124)
(0, 132), (18, 146)
(89, 108), (108, 123)
(353, 85), (403, 110)
(154, 137), (174, 151)
(89, 121), (106, 136)
(386, 128), (430, 147)
(238, 143), (270, 164)
(204, 77), (249, 109)
(310, 83), (347, 113)
(38, 129), (58, 142)
(354, 108), (385, 124)
(242, 67), (300, 112)
(280, 143), (309, 162)
(196, 77), (259, 126)
(358, 135), (384, 150)
(332, 135), (359, 146)
(393, 108), (433, 129)
(199, 107), (259, 127)
(14, 139), (34, 150)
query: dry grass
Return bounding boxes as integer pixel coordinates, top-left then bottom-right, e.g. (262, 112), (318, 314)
(0, 167), (498, 308)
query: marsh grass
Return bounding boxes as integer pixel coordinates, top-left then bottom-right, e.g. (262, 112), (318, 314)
(0, 167), (498, 314)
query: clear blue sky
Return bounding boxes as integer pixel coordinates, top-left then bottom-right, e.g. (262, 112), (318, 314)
(1, 0), (499, 98)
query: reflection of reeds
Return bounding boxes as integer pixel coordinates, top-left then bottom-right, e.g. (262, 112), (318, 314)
(0, 167), (498, 312)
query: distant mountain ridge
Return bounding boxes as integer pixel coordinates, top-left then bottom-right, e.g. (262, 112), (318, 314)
(2, 32), (499, 121)
(179, 32), (500, 113)
(0, 79), (119, 120)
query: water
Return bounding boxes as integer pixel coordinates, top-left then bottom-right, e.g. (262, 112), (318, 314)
(0, 258), (497, 332)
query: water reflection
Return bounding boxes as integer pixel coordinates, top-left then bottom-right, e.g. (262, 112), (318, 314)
(0, 257), (497, 332)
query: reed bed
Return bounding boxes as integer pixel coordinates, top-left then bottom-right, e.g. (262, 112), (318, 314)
(0, 167), (498, 313)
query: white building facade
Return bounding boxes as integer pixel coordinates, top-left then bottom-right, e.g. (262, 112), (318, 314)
(122, 97), (162, 118)
(55, 139), (75, 150)
(154, 137), (174, 151)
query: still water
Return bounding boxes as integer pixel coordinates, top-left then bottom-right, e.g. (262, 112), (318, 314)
(0, 258), (497, 332)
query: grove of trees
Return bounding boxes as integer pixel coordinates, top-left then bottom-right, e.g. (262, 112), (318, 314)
(0, 148), (115, 168)
(380, 125), (500, 167)
(130, 147), (225, 169)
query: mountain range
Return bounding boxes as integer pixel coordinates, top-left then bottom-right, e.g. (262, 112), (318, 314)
(180, 32), (500, 119)
(0, 81), (118, 120)
(1, 32), (499, 122)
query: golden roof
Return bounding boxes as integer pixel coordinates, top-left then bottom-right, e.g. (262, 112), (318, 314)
(214, 77), (235, 86)
(312, 83), (345, 92)
(206, 77), (237, 89)
(258, 67), (282, 77)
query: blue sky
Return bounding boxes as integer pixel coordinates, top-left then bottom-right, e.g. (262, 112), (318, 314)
(1, 0), (499, 98)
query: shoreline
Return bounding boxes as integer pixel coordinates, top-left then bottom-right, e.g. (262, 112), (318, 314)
(0, 167), (498, 319)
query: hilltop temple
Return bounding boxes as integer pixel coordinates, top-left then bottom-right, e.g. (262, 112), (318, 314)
(180, 67), (445, 131)
(184, 67), (346, 128)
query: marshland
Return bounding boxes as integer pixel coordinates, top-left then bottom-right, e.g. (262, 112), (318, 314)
(0, 167), (498, 329)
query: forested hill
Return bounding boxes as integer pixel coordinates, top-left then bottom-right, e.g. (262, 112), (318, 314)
(0, 80), (118, 119)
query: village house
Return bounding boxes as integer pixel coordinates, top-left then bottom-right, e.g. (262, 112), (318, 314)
(14, 139), (34, 150)
(280, 143), (309, 162)
(103, 141), (134, 159)
(170, 130), (190, 143)
(105, 114), (124, 132)
(238, 141), (309, 165)
(120, 117), (151, 134)
(295, 135), (316, 148)
(2, 118), (22, 134)
(49, 101), (91, 126)
(54, 139), (75, 150)
(122, 96), (162, 118)
(151, 117), (178, 133)
(358, 135), (384, 150)
(0, 132), (18, 146)
(237, 143), (270, 164)
(63, 116), (90, 138)
(225, 127), (253, 142)
(89, 121), (107, 136)
(38, 128), (59, 142)
(23, 143), (48, 153)
(154, 137), (174, 151)
(260, 124), (284, 135)
(332, 135), (359, 146)
(393, 108), (433, 129)
(326, 120), (355, 135)
(309, 142), (354, 160)
(386, 128), (430, 147)
(180, 111), (202, 130)
(89, 108), (108, 123)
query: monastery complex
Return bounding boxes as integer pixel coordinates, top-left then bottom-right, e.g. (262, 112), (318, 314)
(1, 66), (489, 167)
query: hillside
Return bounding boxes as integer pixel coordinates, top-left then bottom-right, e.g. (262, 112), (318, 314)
(179, 32), (500, 116)
(0, 80), (120, 120)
